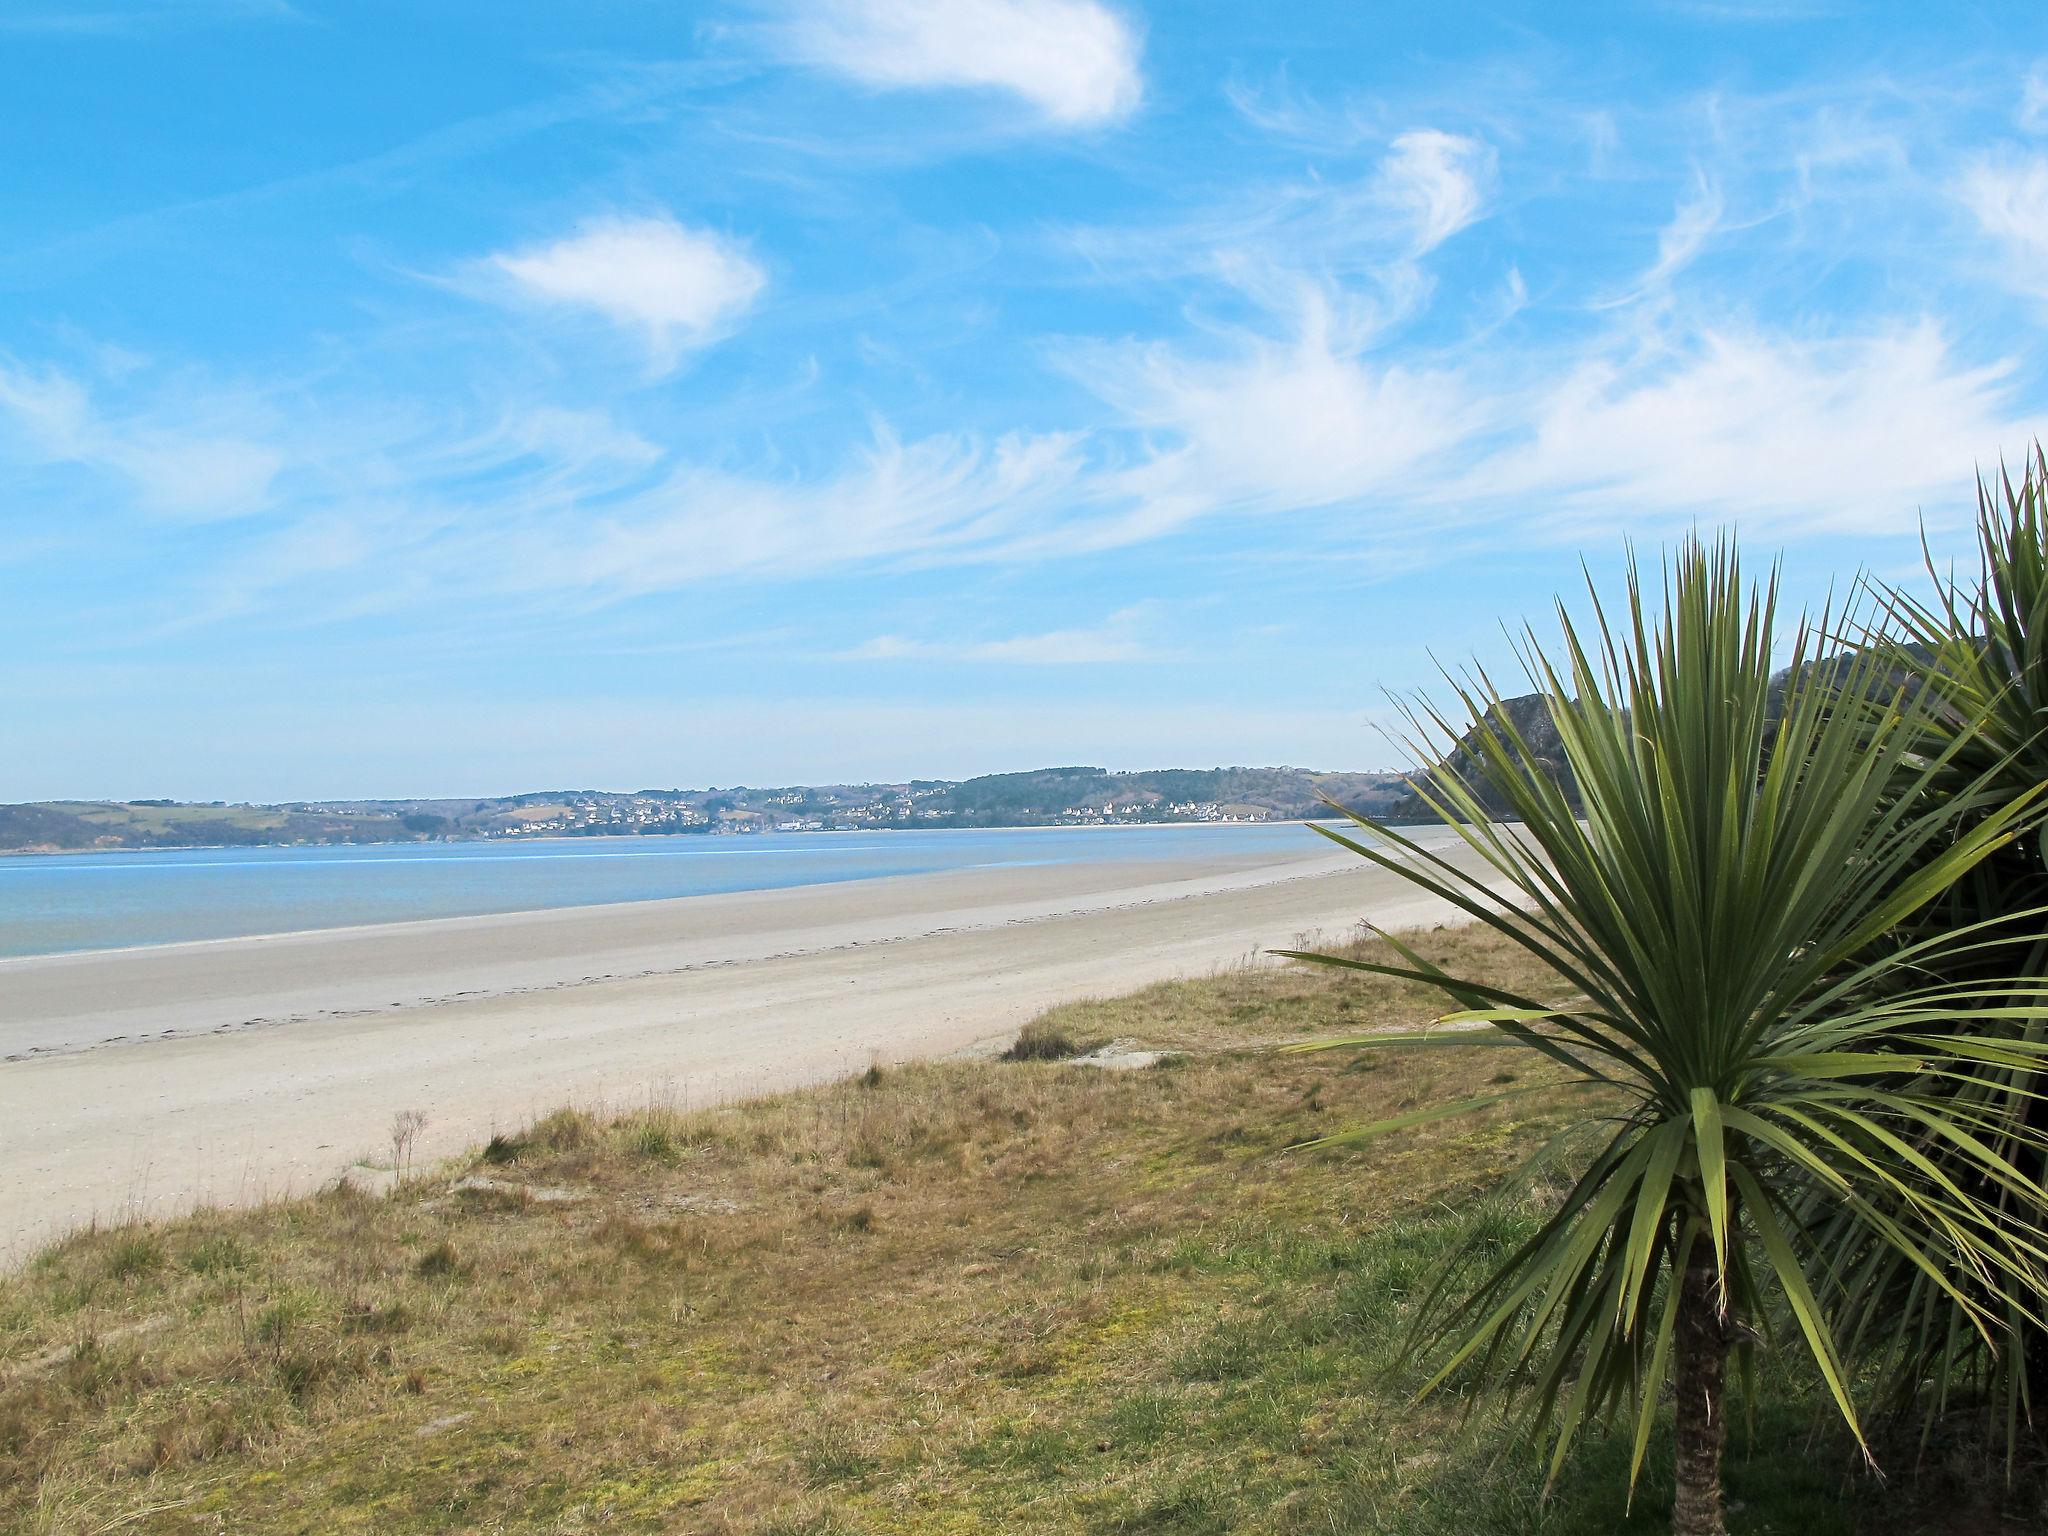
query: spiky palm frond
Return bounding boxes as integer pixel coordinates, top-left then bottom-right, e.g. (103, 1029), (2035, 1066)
(1845, 448), (2048, 1447)
(1884, 447), (2048, 821)
(1284, 537), (2048, 1507)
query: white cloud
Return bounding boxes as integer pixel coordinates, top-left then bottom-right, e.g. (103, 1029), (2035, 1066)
(1960, 153), (2048, 293)
(0, 360), (281, 519)
(485, 216), (765, 372)
(1061, 128), (1491, 335)
(380, 423), (1095, 603)
(504, 407), (663, 472)
(1471, 322), (2024, 533)
(1221, 75), (1378, 151)
(847, 604), (1162, 663)
(2021, 64), (2048, 134)
(1376, 130), (1495, 253)
(775, 0), (1143, 128)
(1589, 175), (1724, 311)
(169, 305), (2031, 624)
(1645, 175), (1723, 288)
(1068, 286), (1482, 545)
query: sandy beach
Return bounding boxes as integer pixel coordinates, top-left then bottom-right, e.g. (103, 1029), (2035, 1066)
(0, 836), (1497, 1258)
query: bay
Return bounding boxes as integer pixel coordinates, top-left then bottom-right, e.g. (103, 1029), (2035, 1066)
(0, 821), (1413, 960)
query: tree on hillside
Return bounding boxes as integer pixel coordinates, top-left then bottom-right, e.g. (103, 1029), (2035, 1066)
(1283, 539), (2048, 1534)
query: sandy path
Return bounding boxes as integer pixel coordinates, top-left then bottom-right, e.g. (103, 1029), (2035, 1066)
(0, 837), (1494, 1258)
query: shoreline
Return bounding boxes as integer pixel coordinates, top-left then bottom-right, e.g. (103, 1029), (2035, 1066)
(0, 819), (1417, 962)
(0, 811), (1423, 866)
(1, 847), (1382, 1059)
(0, 838), (1495, 1259)
(0, 818), (1365, 964)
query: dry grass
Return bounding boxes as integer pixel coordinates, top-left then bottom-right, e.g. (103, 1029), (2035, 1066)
(0, 926), (1976, 1534)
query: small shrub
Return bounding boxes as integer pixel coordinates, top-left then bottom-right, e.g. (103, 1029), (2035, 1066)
(389, 1108), (427, 1181)
(480, 1134), (522, 1166)
(1003, 1022), (1086, 1062)
(629, 1121), (678, 1162)
(527, 1109), (594, 1153)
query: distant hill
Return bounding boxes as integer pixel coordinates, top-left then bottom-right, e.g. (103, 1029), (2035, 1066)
(1382, 692), (1574, 822)
(0, 800), (418, 854)
(919, 766), (1409, 826)
(0, 765), (1417, 854)
(1382, 650), (1918, 824)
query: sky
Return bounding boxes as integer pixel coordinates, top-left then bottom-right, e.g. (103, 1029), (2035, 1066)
(3, 0), (2047, 801)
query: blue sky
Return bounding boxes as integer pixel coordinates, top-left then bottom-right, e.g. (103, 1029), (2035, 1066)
(4, 0), (2046, 800)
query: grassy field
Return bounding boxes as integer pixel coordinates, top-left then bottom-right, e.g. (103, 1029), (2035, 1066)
(0, 927), (2021, 1534)
(9, 801), (392, 852)
(45, 803), (289, 831)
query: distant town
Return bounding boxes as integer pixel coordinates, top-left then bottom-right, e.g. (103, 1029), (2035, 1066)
(0, 764), (1422, 854)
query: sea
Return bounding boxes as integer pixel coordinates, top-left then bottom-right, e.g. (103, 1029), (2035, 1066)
(0, 821), (1425, 961)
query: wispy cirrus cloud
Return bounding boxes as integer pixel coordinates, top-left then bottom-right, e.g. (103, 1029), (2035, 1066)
(770, 0), (1143, 128)
(1469, 320), (2024, 533)
(477, 216), (766, 374)
(1062, 286), (1481, 547)
(10, 57), (2044, 639)
(1637, 175), (1724, 293)
(487, 425), (1091, 595)
(196, 416), (1097, 623)
(0, 359), (282, 519)
(1960, 152), (2048, 296)
(1376, 130), (1496, 253)
(144, 289), (2029, 637)
(1067, 125), (1494, 299)
(2022, 64), (2048, 133)
(845, 604), (1165, 664)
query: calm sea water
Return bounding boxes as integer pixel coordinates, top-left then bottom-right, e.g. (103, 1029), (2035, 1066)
(0, 822), (1383, 961)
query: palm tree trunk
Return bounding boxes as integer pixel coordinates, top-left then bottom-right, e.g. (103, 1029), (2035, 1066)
(1671, 1251), (1730, 1536)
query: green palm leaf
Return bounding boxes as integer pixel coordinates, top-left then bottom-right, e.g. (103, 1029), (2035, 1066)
(1839, 447), (2048, 1454)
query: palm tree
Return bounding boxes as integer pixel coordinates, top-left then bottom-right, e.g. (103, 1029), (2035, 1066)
(1285, 538), (2048, 1534)
(1844, 448), (2048, 1445)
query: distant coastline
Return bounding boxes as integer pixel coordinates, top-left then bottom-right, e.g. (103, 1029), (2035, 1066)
(0, 763), (1421, 857)
(0, 815), (1367, 860)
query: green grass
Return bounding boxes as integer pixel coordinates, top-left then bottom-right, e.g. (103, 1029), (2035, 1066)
(42, 801), (292, 833)
(0, 927), (2026, 1533)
